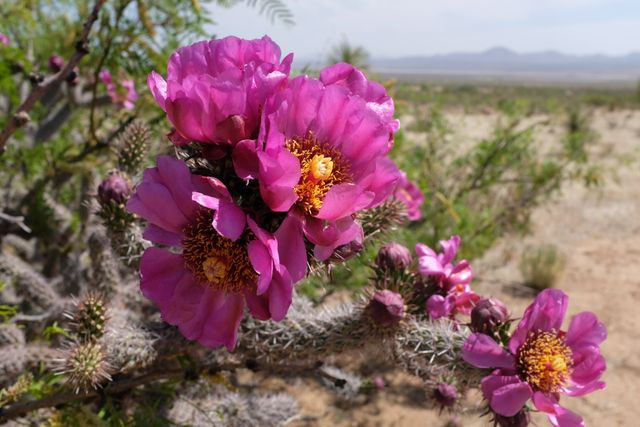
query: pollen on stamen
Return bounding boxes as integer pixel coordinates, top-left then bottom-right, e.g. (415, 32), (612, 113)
(182, 210), (256, 293)
(286, 133), (351, 215)
(516, 330), (573, 393)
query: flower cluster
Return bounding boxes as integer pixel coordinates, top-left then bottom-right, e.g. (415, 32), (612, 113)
(128, 35), (419, 350)
(416, 236), (480, 320)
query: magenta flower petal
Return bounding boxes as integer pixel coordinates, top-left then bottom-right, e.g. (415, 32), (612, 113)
(316, 183), (374, 220)
(140, 247), (187, 305)
(127, 181), (192, 234)
(415, 243), (437, 258)
(148, 71), (167, 109)
(304, 216), (363, 261)
(247, 240), (274, 295)
(266, 268), (293, 321)
(439, 235), (461, 266)
(509, 289), (568, 354)
(566, 311), (607, 349)
(463, 333), (516, 369)
(449, 260), (473, 285)
(568, 346), (607, 387)
(274, 213), (307, 282)
(143, 223), (183, 247)
(198, 292), (245, 351)
(426, 294), (452, 319)
(244, 290), (271, 320)
(232, 139), (260, 179)
(257, 149), (301, 211)
(532, 392), (585, 427)
(418, 256), (445, 277)
(481, 373), (533, 417)
(319, 62), (399, 141)
(394, 171), (424, 220)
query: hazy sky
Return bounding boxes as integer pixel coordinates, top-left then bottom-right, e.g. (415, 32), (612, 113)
(207, 0), (640, 60)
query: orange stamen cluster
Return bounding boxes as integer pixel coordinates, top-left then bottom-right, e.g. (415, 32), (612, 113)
(517, 330), (573, 393)
(182, 210), (256, 292)
(286, 133), (350, 215)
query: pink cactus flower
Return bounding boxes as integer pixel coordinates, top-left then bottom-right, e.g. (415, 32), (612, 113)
(100, 69), (138, 110)
(0, 33), (9, 46)
(319, 62), (400, 146)
(463, 289), (607, 427)
(237, 75), (400, 260)
(148, 35), (293, 146)
(126, 156), (306, 350)
(394, 171), (424, 221)
(416, 236), (479, 319)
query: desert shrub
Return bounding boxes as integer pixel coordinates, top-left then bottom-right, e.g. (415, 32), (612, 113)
(519, 244), (566, 291)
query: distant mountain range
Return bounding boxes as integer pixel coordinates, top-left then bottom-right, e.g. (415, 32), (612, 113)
(367, 47), (640, 84)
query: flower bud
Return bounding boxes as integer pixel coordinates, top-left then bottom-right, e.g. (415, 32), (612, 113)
(470, 297), (508, 334)
(433, 382), (458, 408)
(97, 173), (131, 206)
(366, 290), (405, 327)
(66, 66), (80, 85)
(372, 376), (386, 390)
(375, 243), (412, 270)
(495, 410), (530, 427)
(48, 55), (65, 73)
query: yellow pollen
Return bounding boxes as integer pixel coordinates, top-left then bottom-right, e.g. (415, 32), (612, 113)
(517, 330), (573, 393)
(202, 256), (228, 286)
(286, 133), (351, 215)
(310, 154), (334, 181)
(182, 210), (256, 293)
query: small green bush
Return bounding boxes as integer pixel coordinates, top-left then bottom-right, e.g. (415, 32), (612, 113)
(519, 244), (566, 291)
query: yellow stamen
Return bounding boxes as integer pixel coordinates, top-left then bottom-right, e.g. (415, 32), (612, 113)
(310, 154), (334, 181)
(202, 256), (228, 286)
(286, 133), (351, 215)
(182, 211), (256, 292)
(517, 330), (573, 392)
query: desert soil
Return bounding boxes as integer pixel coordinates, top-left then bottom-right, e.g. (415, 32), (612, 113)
(263, 109), (639, 427)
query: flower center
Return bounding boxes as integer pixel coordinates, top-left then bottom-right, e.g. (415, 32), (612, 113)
(182, 210), (256, 293)
(286, 133), (350, 215)
(516, 330), (573, 393)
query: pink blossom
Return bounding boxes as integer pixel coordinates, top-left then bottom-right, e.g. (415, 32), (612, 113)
(126, 156), (306, 350)
(0, 33), (9, 46)
(240, 75), (400, 260)
(394, 171), (424, 221)
(463, 289), (607, 427)
(100, 69), (138, 110)
(416, 236), (479, 319)
(148, 35), (293, 146)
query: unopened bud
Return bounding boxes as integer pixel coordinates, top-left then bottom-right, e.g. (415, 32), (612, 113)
(366, 290), (405, 327)
(433, 382), (458, 408)
(375, 242), (412, 270)
(98, 173), (131, 206)
(48, 55), (65, 73)
(470, 297), (509, 334)
(66, 66), (80, 85)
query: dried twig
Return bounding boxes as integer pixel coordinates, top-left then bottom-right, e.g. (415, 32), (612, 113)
(0, 0), (106, 154)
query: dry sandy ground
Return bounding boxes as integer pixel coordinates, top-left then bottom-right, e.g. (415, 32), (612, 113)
(273, 109), (640, 427)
